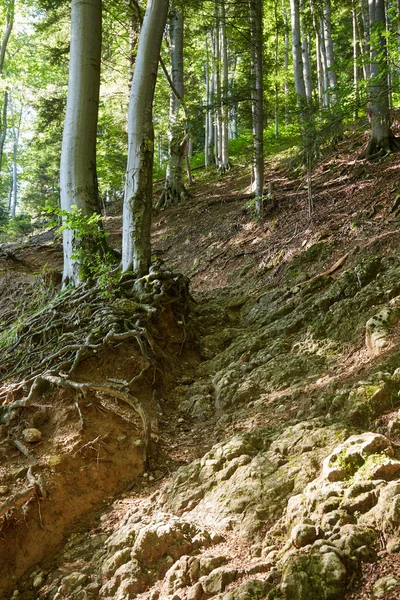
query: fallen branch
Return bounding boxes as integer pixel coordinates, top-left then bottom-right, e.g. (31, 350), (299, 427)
(296, 252), (350, 288)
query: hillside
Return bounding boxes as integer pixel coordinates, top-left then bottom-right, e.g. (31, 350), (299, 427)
(2, 134), (400, 600)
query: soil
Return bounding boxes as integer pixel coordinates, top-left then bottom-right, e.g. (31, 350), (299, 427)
(1, 128), (400, 598)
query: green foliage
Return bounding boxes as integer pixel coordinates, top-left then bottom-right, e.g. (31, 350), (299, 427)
(1, 214), (33, 239)
(0, 202), (9, 227)
(52, 206), (120, 297)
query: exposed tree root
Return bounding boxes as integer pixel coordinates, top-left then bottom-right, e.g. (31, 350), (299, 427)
(156, 181), (189, 210)
(0, 266), (192, 466)
(42, 375), (151, 463)
(360, 132), (400, 160)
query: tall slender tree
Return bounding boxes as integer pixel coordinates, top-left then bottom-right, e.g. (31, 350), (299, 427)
(249, 0), (264, 219)
(361, 0), (400, 157)
(60, 0), (103, 286)
(162, 0), (187, 207)
(122, 0), (169, 276)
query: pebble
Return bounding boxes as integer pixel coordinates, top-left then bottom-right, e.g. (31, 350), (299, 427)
(22, 428), (42, 443)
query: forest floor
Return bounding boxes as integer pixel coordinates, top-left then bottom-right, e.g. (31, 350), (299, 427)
(2, 128), (400, 599)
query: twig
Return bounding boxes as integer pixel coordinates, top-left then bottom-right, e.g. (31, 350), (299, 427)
(11, 439), (37, 464)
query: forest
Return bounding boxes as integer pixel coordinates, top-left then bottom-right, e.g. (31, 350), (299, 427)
(2, 0), (400, 599)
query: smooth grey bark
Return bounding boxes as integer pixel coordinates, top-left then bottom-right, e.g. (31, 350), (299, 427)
(274, 0), (279, 138)
(0, 1), (13, 74)
(0, 0), (14, 176)
(205, 33), (215, 167)
(8, 93), (20, 217)
(122, 0), (169, 275)
(162, 3), (187, 206)
(289, 0), (307, 114)
(361, 0), (400, 157)
(322, 0), (337, 104)
(300, 0), (312, 100)
(220, 0), (230, 172)
(353, 5), (359, 120)
(249, 0), (264, 219)
(360, 0), (371, 79)
(309, 0), (325, 106)
(397, 0), (400, 69)
(282, 0), (289, 121)
(60, 0), (103, 286)
(213, 2), (223, 171)
(0, 90), (8, 173)
(319, 14), (329, 107)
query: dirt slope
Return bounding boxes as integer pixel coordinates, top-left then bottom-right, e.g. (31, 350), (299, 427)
(2, 133), (400, 599)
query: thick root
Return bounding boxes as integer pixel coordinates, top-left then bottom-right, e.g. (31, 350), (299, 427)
(360, 132), (400, 160)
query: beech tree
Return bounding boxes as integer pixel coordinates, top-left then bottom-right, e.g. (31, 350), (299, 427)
(159, 0), (187, 208)
(60, 0), (103, 285)
(361, 0), (400, 158)
(249, 0), (264, 219)
(122, 0), (169, 276)
(0, 0), (14, 174)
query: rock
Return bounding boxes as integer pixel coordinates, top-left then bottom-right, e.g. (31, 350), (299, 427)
(58, 572), (88, 594)
(212, 579), (272, 600)
(342, 490), (377, 514)
(368, 458), (400, 480)
(33, 572), (45, 589)
(131, 517), (211, 565)
(372, 575), (399, 598)
(335, 524), (377, 556)
(0, 485), (9, 495)
(291, 523), (318, 548)
(366, 302), (400, 356)
(387, 538), (400, 553)
(199, 555), (228, 576)
(200, 567), (238, 595)
(48, 455), (62, 467)
(322, 433), (393, 482)
(281, 552), (347, 600)
(101, 548), (131, 578)
(160, 424), (343, 540)
(22, 428), (42, 443)
(187, 582), (203, 600)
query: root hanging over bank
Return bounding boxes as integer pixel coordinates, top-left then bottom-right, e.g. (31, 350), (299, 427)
(0, 265), (193, 460)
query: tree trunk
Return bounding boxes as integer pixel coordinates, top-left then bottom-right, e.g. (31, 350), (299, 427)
(360, 0), (371, 79)
(60, 0), (103, 286)
(213, 2), (223, 171)
(249, 0), (264, 219)
(361, 0), (400, 158)
(0, 90), (8, 173)
(289, 0), (307, 115)
(122, 0), (169, 275)
(353, 4), (359, 120)
(322, 0), (337, 104)
(309, 0), (322, 105)
(220, 0), (230, 173)
(162, 2), (186, 206)
(0, 1), (14, 75)
(282, 0), (289, 122)
(206, 32), (215, 166)
(0, 0), (14, 178)
(319, 15), (329, 107)
(300, 0), (312, 100)
(8, 92), (20, 218)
